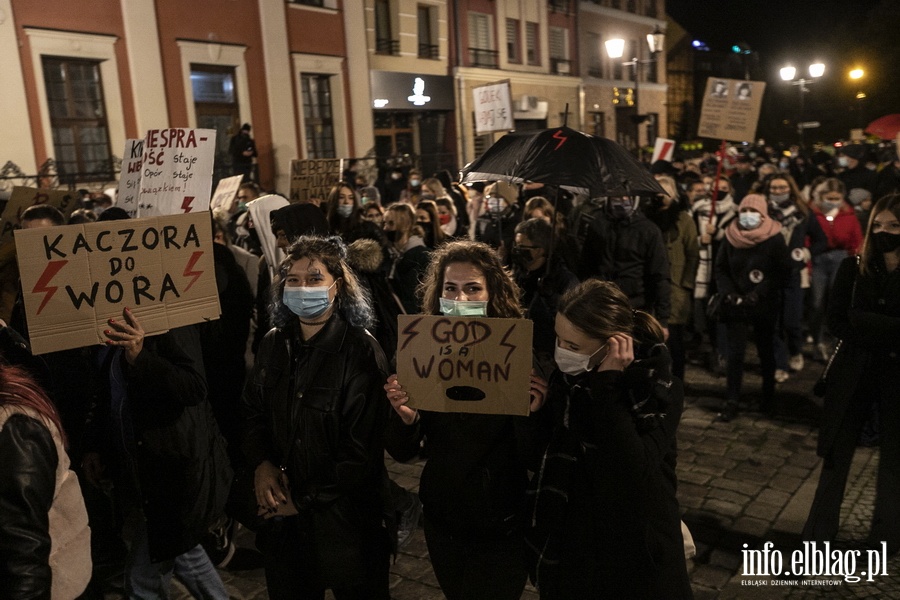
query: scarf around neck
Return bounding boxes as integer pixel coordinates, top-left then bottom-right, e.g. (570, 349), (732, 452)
(725, 216), (782, 249)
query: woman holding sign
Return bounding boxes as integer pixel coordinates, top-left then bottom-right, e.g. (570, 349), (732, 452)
(242, 235), (392, 600)
(385, 240), (548, 600)
(524, 279), (692, 599)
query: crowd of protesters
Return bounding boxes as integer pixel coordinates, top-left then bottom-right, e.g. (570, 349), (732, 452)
(2, 137), (900, 599)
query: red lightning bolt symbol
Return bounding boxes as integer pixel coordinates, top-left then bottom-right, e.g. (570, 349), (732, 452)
(182, 251), (204, 291)
(32, 260), (68, 315)
(552, 129), (568, 150)
(181, 196), (195, 213)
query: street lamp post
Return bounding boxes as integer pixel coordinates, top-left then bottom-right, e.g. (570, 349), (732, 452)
(605, 25), (665, 150)
(780, 62), (825, 147)
(849, 67), (866, 129)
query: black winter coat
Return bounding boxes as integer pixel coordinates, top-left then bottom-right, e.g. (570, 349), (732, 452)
(242, 314), (390, 586)
(525, 345), (692, 599)
(578, 211), (672, 326)
(818, 255), (900, 459)
(92, 326), (232, 562)
(715, 233), (789, 319)
(385, 407), (539, 538)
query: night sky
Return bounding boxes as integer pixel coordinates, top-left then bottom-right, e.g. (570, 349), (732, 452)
(666, 0), (896, 145)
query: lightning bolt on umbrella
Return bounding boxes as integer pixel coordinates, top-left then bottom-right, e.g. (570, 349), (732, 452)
(460, 126), (664, 198)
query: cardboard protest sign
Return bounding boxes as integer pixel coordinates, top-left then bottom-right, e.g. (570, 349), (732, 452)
(247, 194), (289, 278)
(397, 315), (533, 416)
(289, 159), (343, 203)
(15, 211), (220, 355)
(0, 187), (79, 246)
(117, 139), (144, 218)
(473, 80), (513, 134)
(698, 78), (766, 143)
(138, 128), (216, 217)
(209, 175), (245, 213)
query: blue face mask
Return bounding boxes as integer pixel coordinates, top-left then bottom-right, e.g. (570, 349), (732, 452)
(283, 281), (337, 319)
(739, 212), (762, 230)
(439, 297), (488, 317)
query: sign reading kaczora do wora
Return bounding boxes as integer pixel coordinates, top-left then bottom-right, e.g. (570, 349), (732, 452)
(15, 211), (220, 355)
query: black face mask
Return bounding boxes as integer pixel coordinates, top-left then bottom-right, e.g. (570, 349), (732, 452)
(511, 246), (534, 266)
(872, 231), (900, 254)
(384, 230), (399, 243)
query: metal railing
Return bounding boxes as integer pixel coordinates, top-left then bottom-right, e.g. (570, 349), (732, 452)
(0, 157), (121, 192)
(376, 38), (400, 55)
(469, 48), (499, 69)
(418, 43), (439, 59)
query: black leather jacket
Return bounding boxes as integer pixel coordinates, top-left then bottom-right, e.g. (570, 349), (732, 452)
(241, 314), (390, 582)
(0, 414), (57, 599)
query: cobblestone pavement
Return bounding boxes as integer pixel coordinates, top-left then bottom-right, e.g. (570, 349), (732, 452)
(103, 347), (897, 599)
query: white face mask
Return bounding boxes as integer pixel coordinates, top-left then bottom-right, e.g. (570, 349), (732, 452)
(439, 297), (487, 317)
(554, 342), (606, 376)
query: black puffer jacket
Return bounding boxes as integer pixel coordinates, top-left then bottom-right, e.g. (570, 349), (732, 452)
(242, 314), (390, 586)
(577, 210), (672, 326)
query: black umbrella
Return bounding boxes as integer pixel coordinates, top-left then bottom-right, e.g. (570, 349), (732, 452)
(460, 126), (664, 198)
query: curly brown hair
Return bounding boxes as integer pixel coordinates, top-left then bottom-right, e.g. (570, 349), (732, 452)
(418, 240), (523, 318)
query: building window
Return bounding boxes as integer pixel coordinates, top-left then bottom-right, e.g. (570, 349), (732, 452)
(301, 74), (335, 158)
(525, 22), (539, 66)
(375, 0), (398, 55)
(586, 32), (603, 77)
(468, 12), (498, 68)
(418, 5), (438, 58)
(506, 19), (520, 63)
(42, 57), (113, 182)
(191, 65), (240, 184)
(549, 27), (569, 74)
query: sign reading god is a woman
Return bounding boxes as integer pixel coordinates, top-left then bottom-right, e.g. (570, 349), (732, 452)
(14, 211), (220, 355)
(397, 315), (533, 416)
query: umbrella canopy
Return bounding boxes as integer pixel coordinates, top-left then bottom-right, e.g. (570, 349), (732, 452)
(460, 126), (664, 198)
(865, 114), (900, 140)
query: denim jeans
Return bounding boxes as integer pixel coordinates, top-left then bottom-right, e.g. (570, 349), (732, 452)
(125, 514), (227, 600)
(810, 249), (849, 344)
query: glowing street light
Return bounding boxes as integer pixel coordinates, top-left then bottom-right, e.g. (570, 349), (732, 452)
(849, 68), (865, 80)
(780, 62), (826, 147)
(604, 25), (665, 150)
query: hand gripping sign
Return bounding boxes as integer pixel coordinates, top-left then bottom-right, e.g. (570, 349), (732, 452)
(397, 315), (533, 416)
(14, 211), (220, 355)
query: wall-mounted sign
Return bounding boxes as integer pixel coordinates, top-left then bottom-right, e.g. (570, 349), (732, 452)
(370, 71), (454, 111)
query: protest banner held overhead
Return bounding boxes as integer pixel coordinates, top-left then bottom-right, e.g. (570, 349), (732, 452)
(138, 128), (216, 217)
(209, 175), (245, 213)
(698, 78), (767, 143)
(15, 211), (220, 355)
(117, 138), (144, 218)
(0, 187), (79, 245)
(473, 80), (514, 135)
(289, 159), (343, 204)
(397, 315), (533, 416)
